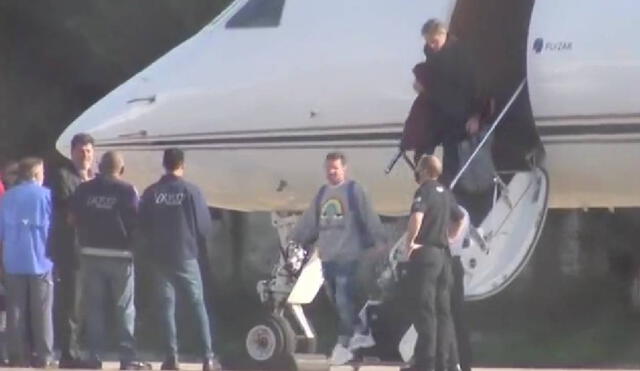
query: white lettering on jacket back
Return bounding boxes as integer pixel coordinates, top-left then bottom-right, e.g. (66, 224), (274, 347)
(155, 192), (185, 206)
(87, 196), (117, 210)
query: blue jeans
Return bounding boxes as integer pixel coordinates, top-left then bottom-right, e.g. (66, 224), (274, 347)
(153, 259), (214, 359)
(80, 254), (136, 363)
(321, 261), (362, 347)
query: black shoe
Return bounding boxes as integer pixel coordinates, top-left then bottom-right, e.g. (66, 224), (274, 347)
(8, 358), (30, 368)
(401, 366), (433, 371)
(121, 360), (153, 370)
(59, 358), (102, 369)
(58, 357), (78, 369)
(202, 356), (222, 371)
(160, 355), (179, 371)
(84, 359), (103, 370)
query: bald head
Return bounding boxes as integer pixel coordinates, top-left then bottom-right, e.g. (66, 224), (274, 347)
(415, 155), (442, 183)
(98, 151), (125, 177)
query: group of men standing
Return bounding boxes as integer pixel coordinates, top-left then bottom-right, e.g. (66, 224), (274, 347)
(0, 133), (221, 371)
(0, 15), (482, 371)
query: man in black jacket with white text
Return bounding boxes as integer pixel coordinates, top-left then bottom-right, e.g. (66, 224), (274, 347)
(70, 151), (150, 370)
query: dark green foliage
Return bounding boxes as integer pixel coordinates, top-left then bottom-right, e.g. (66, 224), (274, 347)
(0, 0), (231, 163)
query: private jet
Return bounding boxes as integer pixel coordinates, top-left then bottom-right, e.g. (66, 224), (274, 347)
(55, 0), (640, 368)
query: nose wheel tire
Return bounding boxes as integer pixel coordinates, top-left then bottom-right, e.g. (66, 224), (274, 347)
(245, 313), (296, 369)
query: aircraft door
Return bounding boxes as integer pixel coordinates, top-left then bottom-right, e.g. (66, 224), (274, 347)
(449, 79), (549, 300)
(460, 166), (549, 300)
(396, 165), (549, 362)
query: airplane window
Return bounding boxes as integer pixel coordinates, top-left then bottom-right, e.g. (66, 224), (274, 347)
(225, 0), (285, 28)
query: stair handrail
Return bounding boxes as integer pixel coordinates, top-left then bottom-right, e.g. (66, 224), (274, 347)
(450, 78), (527, 190)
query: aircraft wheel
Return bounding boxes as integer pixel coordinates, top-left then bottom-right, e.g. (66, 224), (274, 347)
(244, 313), (296, 369)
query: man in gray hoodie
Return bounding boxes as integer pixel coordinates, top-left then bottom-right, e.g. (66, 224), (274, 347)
(290, 151), (386, 365)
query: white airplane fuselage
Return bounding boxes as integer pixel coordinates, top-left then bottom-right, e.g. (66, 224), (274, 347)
(56, 0), (640, 215)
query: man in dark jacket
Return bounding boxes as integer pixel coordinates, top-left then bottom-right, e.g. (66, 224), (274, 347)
(70, 151), (151, 370)
(139, 148), (220, 371)
(421, 19), (481, 186)
(46, 133), (95, 368)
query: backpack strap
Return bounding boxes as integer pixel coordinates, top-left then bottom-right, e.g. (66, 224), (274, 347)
(314, 184), (328, 229)
(348, 181), (374, 249)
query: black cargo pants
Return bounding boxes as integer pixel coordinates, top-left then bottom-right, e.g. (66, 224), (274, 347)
(405, 246), (458, 371)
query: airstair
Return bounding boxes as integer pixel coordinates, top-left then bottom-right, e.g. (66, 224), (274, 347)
(386, 78), (549, 301)
(385, 78), (550, 361)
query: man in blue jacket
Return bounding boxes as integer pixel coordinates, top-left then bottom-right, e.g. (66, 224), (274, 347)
(139, 148), (219, 371)
(70, 151), (150, 370)
(0, 158), (54, 368)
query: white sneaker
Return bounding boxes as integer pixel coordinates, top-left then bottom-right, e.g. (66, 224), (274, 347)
(349, 332), (376, 350)
(330, 343), (354, 365)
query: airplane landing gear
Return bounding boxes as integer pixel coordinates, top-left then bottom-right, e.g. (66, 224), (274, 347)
(242, 212), (328, 370)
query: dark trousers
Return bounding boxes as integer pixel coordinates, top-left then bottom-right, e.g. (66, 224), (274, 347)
(5, 272), (54, 364)
(321, 261), (361, 347)
(406, 247), (457, 371)
(438, 141), (460, 188)
(54, 264), (81, 361)
(454, 189), (493, 227)
(153, 259), (214, 359)
(80, 254), (136, 362)
(451, 257), (471, 371)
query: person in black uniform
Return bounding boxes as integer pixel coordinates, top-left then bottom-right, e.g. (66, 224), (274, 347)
(69, 151), (151, 370)
(139, 148), (220, 371)
(401, 155), (464, 371)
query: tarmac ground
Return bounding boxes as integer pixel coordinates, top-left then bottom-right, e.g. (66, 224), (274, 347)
(13, 363), (640, 371)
